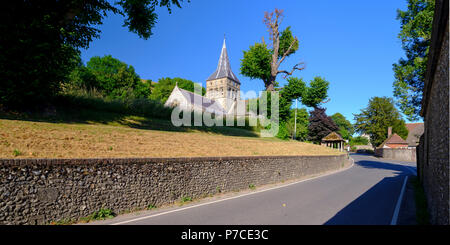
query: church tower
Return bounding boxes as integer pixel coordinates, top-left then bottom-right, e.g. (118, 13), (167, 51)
(206, 38), (241, 112)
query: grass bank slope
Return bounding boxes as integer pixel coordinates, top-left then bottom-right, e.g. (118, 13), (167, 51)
(0, 118), (342, 159)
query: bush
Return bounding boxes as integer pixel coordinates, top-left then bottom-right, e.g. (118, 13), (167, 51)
(58, 87), (172, 120)
(276, 122), (290, 140)
(350, 136), (369, 146)
(66, 55), (151, 101)
(91, 208), (115, 220)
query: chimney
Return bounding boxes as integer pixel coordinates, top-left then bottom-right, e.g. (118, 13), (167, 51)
(388, 127), (392, 138)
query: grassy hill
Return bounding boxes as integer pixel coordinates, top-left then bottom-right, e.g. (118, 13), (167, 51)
(0, 92), (343, 159)
(0, 104), (343, 159)
(0, 118), (342, 159)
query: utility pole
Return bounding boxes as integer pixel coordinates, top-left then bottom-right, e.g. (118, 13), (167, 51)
(293, 98), (297, 140)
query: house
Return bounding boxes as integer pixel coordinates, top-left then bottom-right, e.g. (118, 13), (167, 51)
(378, 127), (408, 148)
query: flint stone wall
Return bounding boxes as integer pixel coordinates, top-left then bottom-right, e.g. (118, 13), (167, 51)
(417, 0), (449, 225)
(0, 154), (349, 225)
(375, 148), (416, 162)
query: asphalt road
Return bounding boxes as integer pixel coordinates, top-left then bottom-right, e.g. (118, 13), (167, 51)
(89, 153), (417, 225)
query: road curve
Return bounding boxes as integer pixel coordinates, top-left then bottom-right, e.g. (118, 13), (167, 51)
(88, 153), (416, 225)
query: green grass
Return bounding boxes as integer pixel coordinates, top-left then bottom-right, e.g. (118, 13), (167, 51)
(249, 184), (256, 190)
(79, 208), (116, 223)
(411, 177), (430, 225)
(1, 92), (261, 138)
(146, 204), (157, 210)
(178, 196), (193, 206)
(12, 149), (21, 157)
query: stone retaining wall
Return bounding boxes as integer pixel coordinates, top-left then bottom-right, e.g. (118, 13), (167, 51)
(0, 154), (349, 225)
(375, 148), (416, 162)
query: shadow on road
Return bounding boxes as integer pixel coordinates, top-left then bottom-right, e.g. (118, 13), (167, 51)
(324, 157), (414, 225)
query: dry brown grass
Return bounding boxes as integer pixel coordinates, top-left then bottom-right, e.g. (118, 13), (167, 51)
(0, 119), (343, 159)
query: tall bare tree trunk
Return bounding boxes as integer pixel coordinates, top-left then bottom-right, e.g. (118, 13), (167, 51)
(263, 9), (304, 91)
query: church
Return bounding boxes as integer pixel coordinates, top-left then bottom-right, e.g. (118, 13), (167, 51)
(164, 38), (247, 116)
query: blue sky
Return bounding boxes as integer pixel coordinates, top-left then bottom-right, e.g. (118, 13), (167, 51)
(81, 0), (417, 124)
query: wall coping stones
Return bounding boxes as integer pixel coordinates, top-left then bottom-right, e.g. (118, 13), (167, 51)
(0, 154), (347, 166)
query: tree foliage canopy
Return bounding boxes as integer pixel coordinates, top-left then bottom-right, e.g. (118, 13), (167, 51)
(392, 0), (435, 121)
(0, 0), (187, 108)
(240, 9), (303, 91)
(353, 97), (409, 148)
(307, 107), (339, 144)
(285, 108), (309, 141)
(240, 43), (272, 84)
(68, 55), (151, 100)
(331, 113), (353, 140)
(149, 77), (205, 103)
(301, 76), (330, 108)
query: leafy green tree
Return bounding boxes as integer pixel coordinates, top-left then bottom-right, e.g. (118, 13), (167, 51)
(150, 77), (205, 103)
(240, 43), (272, 88)
(84, 55), (150, 99)
(392, 0), (435, 121)
(0, 0), (188, 108)
(257, 76), (329, 123)
(331, 113), (354, 140)
(353, 97), (409, 148)
(278, 77), (306, 121)
(67, 56), (99, 91)
(349, 136), (369, 146)
(286, 108), (309, 141)
(302, 77), (330, 109)
(240, 9), (303, 91)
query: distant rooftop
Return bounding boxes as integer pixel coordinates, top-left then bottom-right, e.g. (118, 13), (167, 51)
(405, 123), (424, 146)
(322, 131), (344, 141)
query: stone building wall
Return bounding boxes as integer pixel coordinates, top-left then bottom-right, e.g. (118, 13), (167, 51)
(0, 154), (349, 225)
(418, 0), (449, 225)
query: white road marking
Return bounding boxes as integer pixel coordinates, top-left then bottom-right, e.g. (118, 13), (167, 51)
(390, 175), (409, 225)
(110, 156), (355, 225)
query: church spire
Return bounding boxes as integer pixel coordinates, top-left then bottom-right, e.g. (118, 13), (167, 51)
(206, 37), (240, 83)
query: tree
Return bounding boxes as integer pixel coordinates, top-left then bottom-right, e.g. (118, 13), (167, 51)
(84, 55), (150, 99)
(307, 107), (339, 144)
(240, 9), (304, 91)
(286, 108), (309, 141)
(278, 77), (306, 121)
(150, 77), (205, 103)
(67, 55), (99, 91)
(349, 136), (369, 146)
(331, 113), (353, 140)
(353, 97), (409, 148)
(0, 0), (188, 108)
(392, 0), (435, 121)
(301, 76), (330, 108)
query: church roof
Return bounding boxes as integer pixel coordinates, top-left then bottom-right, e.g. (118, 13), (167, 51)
(177, 86), (227, 114)
(207, 38), (240, 83)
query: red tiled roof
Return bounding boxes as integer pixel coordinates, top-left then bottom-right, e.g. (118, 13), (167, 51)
(405, 123), (423, 132)
(385, 133), (408, 145)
